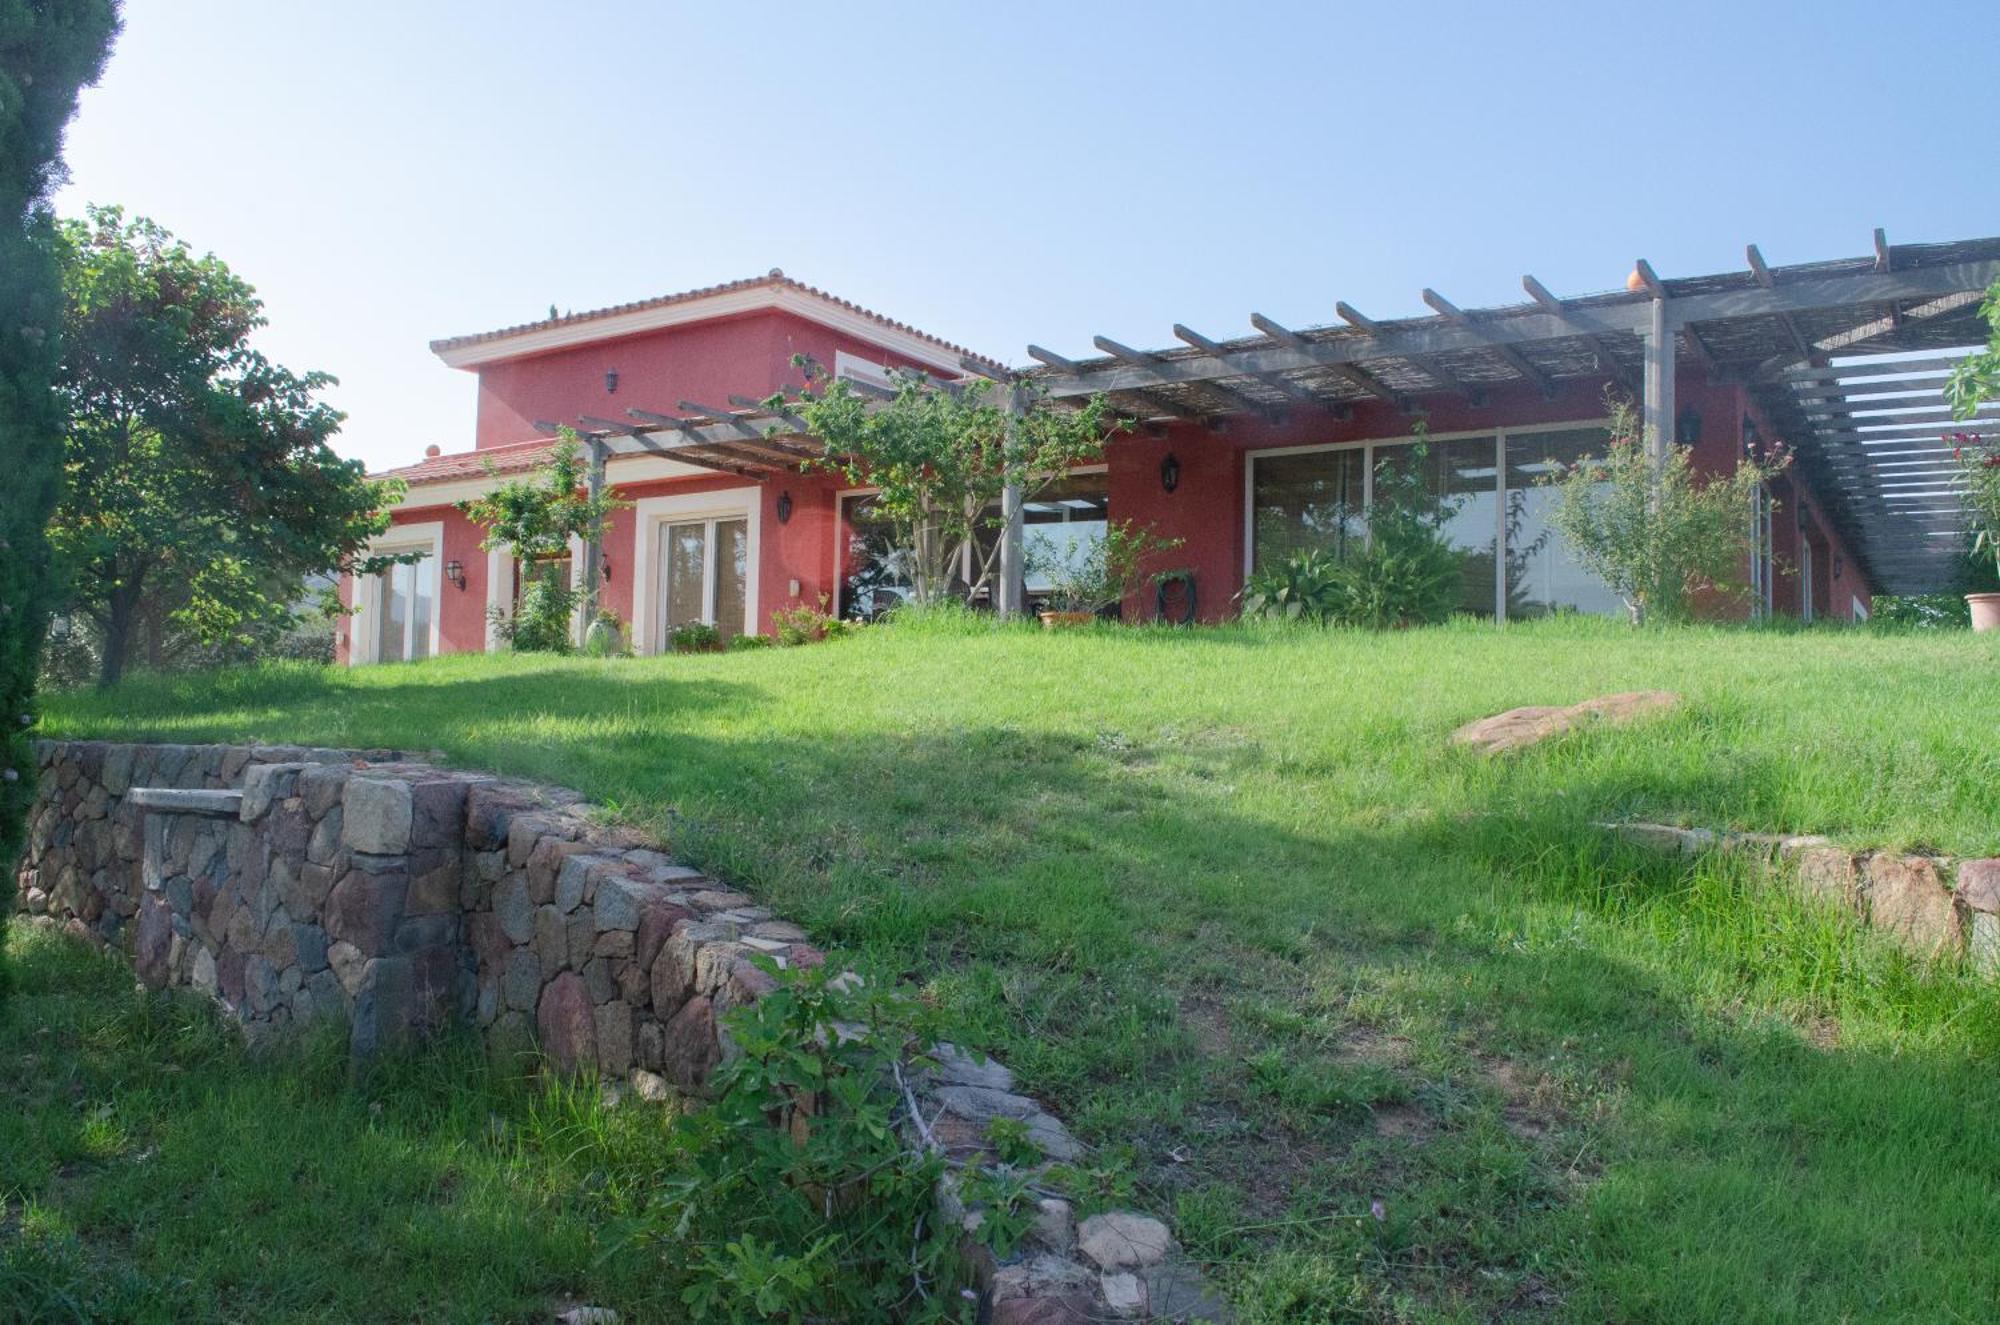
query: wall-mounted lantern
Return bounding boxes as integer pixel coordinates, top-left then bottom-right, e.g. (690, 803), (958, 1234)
(776, 491), (794, 524)
(1676, 407), (1702, 446)
(602, 554), (613, 583)
(605, 369), (619, 394)
(444, 560), (466, 591)
(1160, 453), (1182, 494)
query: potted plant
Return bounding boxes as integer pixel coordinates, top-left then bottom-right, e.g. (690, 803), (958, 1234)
(1028, 521), (1183, 629)
(583, 608), (628, 657)
(1952, 432), (2000, 631)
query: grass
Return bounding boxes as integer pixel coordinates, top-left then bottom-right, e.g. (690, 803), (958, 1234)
(11, 614), (2000, 1322)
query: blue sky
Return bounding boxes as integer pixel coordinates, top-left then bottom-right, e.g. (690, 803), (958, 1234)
(53, 0), (2000, 472)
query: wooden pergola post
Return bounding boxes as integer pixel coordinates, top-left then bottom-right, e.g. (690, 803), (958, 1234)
(997, 382), (1026, 618)
(579, 434), (607, 644)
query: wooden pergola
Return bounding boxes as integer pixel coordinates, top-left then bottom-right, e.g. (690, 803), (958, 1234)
(559, 233), (2000, 608)
(1015, 232), (2000, 596)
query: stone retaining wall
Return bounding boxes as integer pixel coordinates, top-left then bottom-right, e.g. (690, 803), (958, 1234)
(14, 740), (824, 1083)
(1606, 821), (2000, 972)
(14, 740), (1226, 1322)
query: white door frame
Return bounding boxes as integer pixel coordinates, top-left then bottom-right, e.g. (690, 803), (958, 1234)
(629, 489), (761, 653)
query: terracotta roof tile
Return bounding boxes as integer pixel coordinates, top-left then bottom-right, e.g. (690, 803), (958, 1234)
(374, 437), (556, 484)
(429, 270), (1002, 370)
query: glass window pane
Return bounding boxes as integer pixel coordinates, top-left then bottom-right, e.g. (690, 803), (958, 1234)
(713, 518), (749, 641)
(1505, 427), (1624, 618)
(409, 556), (435, 660)
(515, 554), (571, 606)
(662, 521), (708, 643)
(1252, 449), (1366, 570)
(840, 494), (913, 620)
(1373, 436), (1500, 617)
(376, 566), (405, 663)
(1020, 475), (1109, 598)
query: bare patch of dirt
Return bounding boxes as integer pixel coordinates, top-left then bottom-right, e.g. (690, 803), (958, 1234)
(1336, 1026), (1416, 1069)
(1484, 1059), (1564, 1141)
(1179, 995), (1235, 1058)
(1370, 1101), (1430, 1142)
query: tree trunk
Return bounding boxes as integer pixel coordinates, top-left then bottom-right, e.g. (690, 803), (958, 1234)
(97, 575), (145, 690)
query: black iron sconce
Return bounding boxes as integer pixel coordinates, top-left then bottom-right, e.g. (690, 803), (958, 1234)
(604, 369), (619, 394)
(443, 560), (466, 591)
(1160, 453), (1181, 493)
(776, 491), (794, 524)
(602, 554), (613, 583)
(1676, 407), (1702, 446)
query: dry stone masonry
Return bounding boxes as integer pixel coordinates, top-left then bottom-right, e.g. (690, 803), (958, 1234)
(15, 740), (1226, 1322)
(1605, 821), (2000, 971)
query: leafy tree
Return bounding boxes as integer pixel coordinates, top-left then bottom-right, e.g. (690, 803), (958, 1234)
(1538, 395), (1787, 624)
(458, 431), (626, 653)
(1944, 279), (2000, 423)
(46, 205), (403, 689)
(2, 0), (120, 983)
(1945, 282), (2000, 583)
(777, 360), (1117, 606)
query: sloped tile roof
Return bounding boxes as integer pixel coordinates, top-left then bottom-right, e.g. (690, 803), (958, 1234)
(429, 270), (1002, 370)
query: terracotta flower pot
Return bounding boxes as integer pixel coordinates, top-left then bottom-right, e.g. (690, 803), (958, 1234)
(1969, 593), (2000, 633)
(1039, 611), (1096, 630)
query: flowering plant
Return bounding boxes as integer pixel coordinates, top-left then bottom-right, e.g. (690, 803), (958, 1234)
(1951, 431), (2000, 579)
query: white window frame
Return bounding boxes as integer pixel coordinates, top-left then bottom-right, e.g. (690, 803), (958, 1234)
(834, 350), (897, 392)
(1241, 419), (1611, 624)
(350, 520), (443, 665)
(629, 489), (761, 653)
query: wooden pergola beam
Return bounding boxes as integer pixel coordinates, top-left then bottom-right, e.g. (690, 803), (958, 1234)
(1092, 334), (1282, 422)
(677, 400), (761, 437)
(1521, 274), (1639, 394)
(1170, 323), (1350, 418)
(1250, 312), (1408, 410)
(1745, 243), (1819, 364)
(1028, 344), (1206, 422)
(1420, 288), (1556, 399)
(1335, 301), (1485, 404)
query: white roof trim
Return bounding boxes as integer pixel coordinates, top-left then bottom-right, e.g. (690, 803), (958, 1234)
(433, 284), (974, 375)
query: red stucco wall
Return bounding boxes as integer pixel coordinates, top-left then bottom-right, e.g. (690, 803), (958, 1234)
(465, 310), (955, 453)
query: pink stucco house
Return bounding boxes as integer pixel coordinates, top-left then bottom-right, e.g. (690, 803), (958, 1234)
(340, 236), (2000, 662)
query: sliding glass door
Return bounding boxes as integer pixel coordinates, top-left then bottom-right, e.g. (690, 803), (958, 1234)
(1247, 422), (1621, 621)
(657, 517), (749, 646)
(373, 556), (435, 662)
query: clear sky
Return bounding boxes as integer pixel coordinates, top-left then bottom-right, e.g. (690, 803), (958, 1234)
(52, 0), (2000, 473)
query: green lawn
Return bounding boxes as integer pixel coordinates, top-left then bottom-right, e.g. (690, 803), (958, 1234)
(11, 616), (2000, 1322)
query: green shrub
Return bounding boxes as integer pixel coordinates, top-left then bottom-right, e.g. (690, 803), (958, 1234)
(1538, 395), (1784, 624)
(771, 595), (858, 647)
(1026, 520), (1185, 617)
(1240, 436), (1465, 629)
(642, 964), (1027, 1322)
(1241, 548), (1345, 623)
(667, 621), (723, 653)
(728, 633), (776, 651)
(491, 570), (577, 654)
